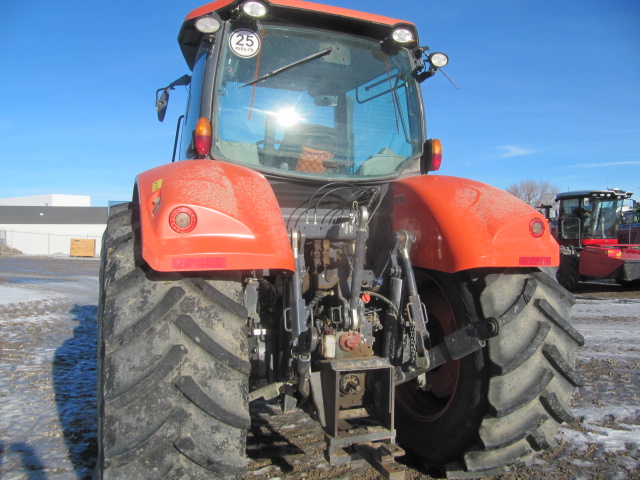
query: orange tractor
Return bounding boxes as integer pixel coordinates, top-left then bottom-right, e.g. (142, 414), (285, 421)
(97, 1), (581, 478)
(554, 189), (640, 290)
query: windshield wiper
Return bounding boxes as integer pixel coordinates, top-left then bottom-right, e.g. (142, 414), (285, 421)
(240, 48), (332, 88)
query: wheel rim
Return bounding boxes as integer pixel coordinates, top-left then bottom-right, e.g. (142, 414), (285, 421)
(397, 283), (461, 422)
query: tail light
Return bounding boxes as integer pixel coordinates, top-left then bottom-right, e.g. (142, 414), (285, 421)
(194, 117), (212, 156)
(169, 207), (197, 234)
(529, 218), (546, 238)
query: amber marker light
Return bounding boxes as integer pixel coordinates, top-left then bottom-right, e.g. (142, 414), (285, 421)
(194, 117), (212, 156)
(169, 207), (197, 234)
(430, 139), (442, 171)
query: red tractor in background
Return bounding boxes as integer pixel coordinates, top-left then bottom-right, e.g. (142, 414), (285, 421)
(618, 197), (640, 245)
(97, 1), (582, 479)
(554, 189), (640, 290)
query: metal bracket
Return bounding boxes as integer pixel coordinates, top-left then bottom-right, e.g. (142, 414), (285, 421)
(394, 231), (430, 367)
(248, 382), (285, 402)
(354, 442), (407, 480)
(324, 432), (406, 480)
(243, 277), (259, 321)
(289, 230), (309, 351)
(395, 322), (487, 385)
(316, 357), (405, 477)
(309, 371), (326, 427)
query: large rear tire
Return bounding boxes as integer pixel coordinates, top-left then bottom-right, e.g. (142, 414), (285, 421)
(97, 203), (250, 479)
(396, 268), (582, 478)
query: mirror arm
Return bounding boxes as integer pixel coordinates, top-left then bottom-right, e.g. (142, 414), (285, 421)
(414, 68), (436, 83)
(168, 74), (191, 89)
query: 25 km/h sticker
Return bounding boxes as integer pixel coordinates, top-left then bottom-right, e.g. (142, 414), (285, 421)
(229, 29), (261, 58)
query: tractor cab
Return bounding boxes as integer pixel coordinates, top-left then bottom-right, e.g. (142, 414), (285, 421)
(159, 0), (447, 179)
(554, 189), (640, 290)
(555, 189), (632, 247)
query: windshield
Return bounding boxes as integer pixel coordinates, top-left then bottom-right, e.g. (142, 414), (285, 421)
(559, 197), (620, 240)
(211, 23), (423, 179)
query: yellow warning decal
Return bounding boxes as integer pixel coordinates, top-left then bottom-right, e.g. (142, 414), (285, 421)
(152, 179), (163, 192)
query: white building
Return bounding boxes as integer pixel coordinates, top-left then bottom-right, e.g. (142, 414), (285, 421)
(0, 194), (91, 207)
(0, 195), (107, 256)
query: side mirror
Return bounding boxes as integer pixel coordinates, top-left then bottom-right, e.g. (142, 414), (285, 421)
(156, 89), (170, 122)
(154, 74), (191, 122)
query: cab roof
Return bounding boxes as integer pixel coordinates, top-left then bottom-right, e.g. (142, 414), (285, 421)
(555, 190), (632, 201)
(178, 0), (418, 69)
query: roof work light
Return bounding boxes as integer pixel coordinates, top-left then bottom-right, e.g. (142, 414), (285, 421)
(195, 15), (221, 33)
(242, 1), (268, 17)
(391, 28), (415, 44)
(429, 52), (449, 68)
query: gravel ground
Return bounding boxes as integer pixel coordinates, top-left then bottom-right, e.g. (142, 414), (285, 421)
(0, 255), (638, 480)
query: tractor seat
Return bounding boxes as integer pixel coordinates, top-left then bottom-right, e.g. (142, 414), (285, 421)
(278, 124), (337, 171)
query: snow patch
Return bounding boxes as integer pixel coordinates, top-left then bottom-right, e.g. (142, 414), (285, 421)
(0, 284), (64, 306)
(572, 298), (640, 319)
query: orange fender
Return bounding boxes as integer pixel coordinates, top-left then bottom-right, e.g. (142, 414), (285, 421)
(392, 175), (559, 273)
(136, 160), (294, 272)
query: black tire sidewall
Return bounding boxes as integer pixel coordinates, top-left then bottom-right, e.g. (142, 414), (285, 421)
(557, 252), (579, 291)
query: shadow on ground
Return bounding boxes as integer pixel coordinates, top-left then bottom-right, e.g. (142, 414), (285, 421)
(0, 440), (48, 480)
(52, 304), (98, 480)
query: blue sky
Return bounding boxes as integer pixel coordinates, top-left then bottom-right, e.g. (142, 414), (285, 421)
(1, 0), (638, 206)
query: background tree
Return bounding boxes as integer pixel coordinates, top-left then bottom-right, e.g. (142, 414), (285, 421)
(506, 179), (559, 207)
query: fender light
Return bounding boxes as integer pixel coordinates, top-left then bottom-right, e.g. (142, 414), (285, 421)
(529, 218), (545, 238)
(194, 117), (212, 156)
(169, 207), (197, 234)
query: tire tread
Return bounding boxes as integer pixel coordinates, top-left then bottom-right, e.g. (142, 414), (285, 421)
(98, 204), (249, 479)
(462, 270), (580, 473)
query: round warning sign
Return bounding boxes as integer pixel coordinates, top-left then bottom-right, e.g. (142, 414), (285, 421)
(229, 29), (261, 58)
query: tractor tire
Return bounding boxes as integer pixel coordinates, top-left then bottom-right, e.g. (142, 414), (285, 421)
(556, 250), (580, 291)
(97, 203), (250, 480)
(396, 268), (582, 478)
